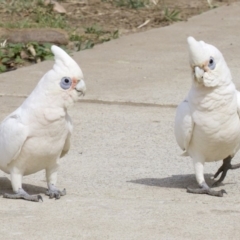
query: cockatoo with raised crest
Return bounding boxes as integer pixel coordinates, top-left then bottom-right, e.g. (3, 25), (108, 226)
(174, 37), (240, 197)
(0, 45), (86, 202)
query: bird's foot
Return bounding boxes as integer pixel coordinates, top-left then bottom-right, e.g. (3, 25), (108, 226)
(3, 188), (43, 202)
(46, 184), (66, 199)
(212, 156), (240, 187)
(187, 182), (226, 197)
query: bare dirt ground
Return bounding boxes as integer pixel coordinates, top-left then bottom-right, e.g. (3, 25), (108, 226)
(0, 0), (238, 72)
(63, 0), (237, 35)
(0, 0), (238, 38)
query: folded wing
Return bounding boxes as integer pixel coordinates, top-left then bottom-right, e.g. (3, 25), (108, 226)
(174, 99), (194, 155)
(0, 113), (28, 167)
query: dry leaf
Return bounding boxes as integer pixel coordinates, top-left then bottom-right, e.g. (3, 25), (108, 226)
(20, 50), (29, 59)
(53, 2), (67, 14)
(27, 45), (36, 57)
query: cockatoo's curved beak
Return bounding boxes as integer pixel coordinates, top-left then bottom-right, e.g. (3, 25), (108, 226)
(75, 79), (86, 96)
(194, 66), (205, 83)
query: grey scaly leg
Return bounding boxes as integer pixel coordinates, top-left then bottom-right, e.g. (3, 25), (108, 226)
(45, 165), (66, 199)
(187, 159), (226, 197)
(212, 156), (240, 186)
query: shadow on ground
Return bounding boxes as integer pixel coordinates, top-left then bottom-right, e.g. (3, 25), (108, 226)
(129, 174), (217, 189)
(0, 177), (46, 195)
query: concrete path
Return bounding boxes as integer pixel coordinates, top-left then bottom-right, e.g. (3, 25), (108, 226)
(1, 2), (240, 239)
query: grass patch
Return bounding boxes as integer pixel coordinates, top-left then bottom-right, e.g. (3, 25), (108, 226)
(163, 7), (181, 22)
(0, 0), (183, 73)
(0, 0), (67, 29)
(114, 0), (147, 9)
(0, 1), (100, 72)
(70, 26), (119, 51)
(0, 41), (54, 73)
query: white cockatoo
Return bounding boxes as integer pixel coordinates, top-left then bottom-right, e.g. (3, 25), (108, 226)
(174, 37), (240, 197)
(0, 45), (86, 202)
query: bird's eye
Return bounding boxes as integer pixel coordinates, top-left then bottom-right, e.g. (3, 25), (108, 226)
(60, 77), (72, 90)
(208, 57), (216, 70)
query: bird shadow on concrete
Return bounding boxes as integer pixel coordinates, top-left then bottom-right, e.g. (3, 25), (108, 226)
(128, 174), (219, 189)
(0, 177), (47, 195)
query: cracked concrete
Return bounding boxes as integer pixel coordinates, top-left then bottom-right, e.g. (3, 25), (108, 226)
(1, 2), (240, 239)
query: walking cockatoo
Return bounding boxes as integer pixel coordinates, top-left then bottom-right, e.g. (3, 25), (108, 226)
(0, 45), (86, 202)
(174, 37), (240, 197)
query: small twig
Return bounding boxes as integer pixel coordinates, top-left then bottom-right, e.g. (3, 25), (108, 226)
(207, 0), (213, 8)
(137, 19), (150, 28)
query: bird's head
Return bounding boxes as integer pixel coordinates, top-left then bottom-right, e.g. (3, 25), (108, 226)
(38, 45), (86, 108)
(187, 36), (231, 87)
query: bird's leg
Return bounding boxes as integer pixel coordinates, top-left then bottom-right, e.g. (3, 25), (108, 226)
(45, 165), (66, 199)
(212, 156), (240, 186)
(3, 172), (42, 202)
(187, 160), (226, 197)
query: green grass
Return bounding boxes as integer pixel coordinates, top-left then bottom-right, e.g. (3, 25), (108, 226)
(70, 28), (119, 51)
(0, 0), (181, 74)
(84, 25), (103, 35)
(114, 0), (147, 9)
(0, 19), (33, 29)
(163, 7), (181, 22)
(0, 0), (67, 29)
(0, 41), (54, 73)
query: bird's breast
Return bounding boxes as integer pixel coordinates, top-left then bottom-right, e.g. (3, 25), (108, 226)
(13, 118), (70, 175)
(190, 110), (240, 161)
(188, 86), (240, 161)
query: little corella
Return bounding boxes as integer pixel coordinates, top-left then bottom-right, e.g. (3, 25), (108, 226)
(0, 45), (86, 201)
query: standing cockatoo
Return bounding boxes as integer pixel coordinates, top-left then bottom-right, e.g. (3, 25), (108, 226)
(174, 37), (240, 197)
(0, 46), (86, 202)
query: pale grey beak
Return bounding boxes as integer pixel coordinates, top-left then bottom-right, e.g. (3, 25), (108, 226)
(75, 79), (86, 96)
(194, 66), (204, 83)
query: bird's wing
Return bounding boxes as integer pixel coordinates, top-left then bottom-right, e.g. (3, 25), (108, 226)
(0, 113), (28, 167)
(60, 113), (73, 158)
(174, 99), (194, 155)
(236, 90), (240, 118)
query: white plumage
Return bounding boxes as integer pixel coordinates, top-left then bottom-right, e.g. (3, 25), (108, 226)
(174, 37), (240, 197)
(0, 45), (86, 201)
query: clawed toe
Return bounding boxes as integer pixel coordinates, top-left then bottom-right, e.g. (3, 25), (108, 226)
(3, 189), (43, 202)
(36, 195), (43, 202)
(187, 181), (227, 197)
(47, 190), (60, 199)
(187, 187), (226, 197)
(46, 188), (66, 200)
(210, 189), (227, 197)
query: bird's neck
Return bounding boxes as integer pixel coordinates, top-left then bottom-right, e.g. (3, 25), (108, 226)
(189, 81), (237, 112)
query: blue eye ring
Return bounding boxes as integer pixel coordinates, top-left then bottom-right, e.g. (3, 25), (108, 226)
(60, 77), (72, 90)
(208, 57), (216, 70)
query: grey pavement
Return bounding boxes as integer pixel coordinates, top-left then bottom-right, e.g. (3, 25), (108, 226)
(1, 2), (240, 239)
